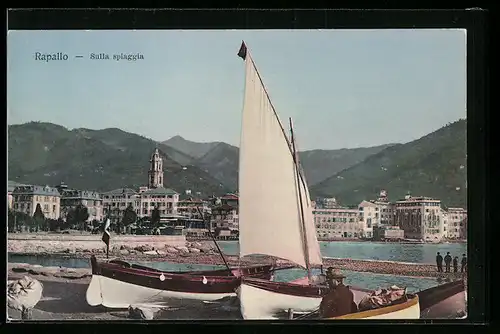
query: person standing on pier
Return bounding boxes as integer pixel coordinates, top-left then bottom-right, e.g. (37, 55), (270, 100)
(453, 256), (459, 273)
(461, 254), (467, 273)
(444, 252), (452, 273)
(436, 252), (443, 272)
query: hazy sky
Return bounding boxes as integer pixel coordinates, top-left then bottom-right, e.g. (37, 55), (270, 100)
(7, 29), (466, 150)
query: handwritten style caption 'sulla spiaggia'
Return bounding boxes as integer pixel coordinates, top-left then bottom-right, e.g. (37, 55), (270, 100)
(34, 52), (145, 62)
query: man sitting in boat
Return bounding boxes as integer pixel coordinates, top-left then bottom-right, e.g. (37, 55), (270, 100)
(319, 268), (358, 318)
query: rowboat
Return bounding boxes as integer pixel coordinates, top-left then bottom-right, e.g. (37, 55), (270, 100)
(293, 279), (465, 320)
(86, 255), (273, 308)
(328, 294), (420, 319)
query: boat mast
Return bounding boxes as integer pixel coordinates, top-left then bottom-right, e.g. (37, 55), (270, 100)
(289, 117), (312, 282)
(238, 41), (309, 190)
(196, 206), (231, 272)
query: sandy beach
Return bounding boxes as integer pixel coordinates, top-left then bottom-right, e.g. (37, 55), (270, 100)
(7, 270), (242, 321)
(7, 262), (466, 321)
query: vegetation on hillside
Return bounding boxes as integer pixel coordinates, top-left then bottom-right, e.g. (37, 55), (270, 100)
(8, 122), (229, 196)
(310, 119), (467, 208)
(164, 136), (396, 190)
(162, 135), (220, 159)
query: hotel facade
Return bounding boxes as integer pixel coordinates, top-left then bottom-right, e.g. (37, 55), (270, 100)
(56, 183), (104, 222)
(313, 206), (363, 239)
(11, 185), (61, 220)
(445, 207), (467, 240)
(394, 195), (443, 242)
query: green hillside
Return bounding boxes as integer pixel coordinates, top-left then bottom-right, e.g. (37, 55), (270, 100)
(8, 122), (228, 196)
(310, 119), (467, 208)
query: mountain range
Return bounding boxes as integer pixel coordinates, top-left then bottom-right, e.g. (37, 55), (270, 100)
(310, 119), (467, 207)
(8, 119), (467, 207)
(7, 122), (227, 196)
(162, 136), (393, 190)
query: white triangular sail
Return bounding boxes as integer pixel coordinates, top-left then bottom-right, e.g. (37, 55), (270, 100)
(238, 48), (322, 269)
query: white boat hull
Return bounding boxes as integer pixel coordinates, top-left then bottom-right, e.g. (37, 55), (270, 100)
(86, 275), (235, 309)
(237, 282), (322, 319)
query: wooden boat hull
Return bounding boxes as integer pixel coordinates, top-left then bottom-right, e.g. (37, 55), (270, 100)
(86, 256), (273, 309)
(237, 277), (329, 319)
(417, 279), (466, 319)
(328, 295), (420, 319)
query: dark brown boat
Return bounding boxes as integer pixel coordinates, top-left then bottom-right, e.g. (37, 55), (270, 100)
(86, 255), (273, 309)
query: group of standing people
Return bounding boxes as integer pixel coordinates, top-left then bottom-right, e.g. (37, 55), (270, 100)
(436, 252), (467, 273)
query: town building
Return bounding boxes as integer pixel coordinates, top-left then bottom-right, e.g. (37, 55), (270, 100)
(56, 183), (104, 222)
(446, 207), (467, 240)
(371, 190), (396, 226)
(177, 197), (211, 220)
(394, 195), (443, 242)
(313, 207), (362, 239)
(102, 188), (139, 219)
(373, 225), (405, 241)
(11, 185), (61, 219)
(357, 201), (378, 237)
(7, 180), (25, 209)
(210, 194), (239, 238)
(440, 208), (449, 239)
(313, 197), (339, 209)
(101, 149), (180, 221)
(314, 197), (340, 209)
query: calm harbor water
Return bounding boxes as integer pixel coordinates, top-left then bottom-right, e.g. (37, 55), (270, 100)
(217, 241), (467, 264)
(9, 253), (442, 293)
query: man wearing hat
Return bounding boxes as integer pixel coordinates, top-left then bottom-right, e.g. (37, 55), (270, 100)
(319, 268), (358, 318)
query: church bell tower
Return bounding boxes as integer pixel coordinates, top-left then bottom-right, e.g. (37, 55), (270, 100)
(148, 148), (164, 189)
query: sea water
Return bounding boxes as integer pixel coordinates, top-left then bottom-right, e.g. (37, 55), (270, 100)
(8, 253), (440, 293)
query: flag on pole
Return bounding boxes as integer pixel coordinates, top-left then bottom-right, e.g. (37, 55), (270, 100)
(102, 218), (111, 258)
(237, 41), (248, 60)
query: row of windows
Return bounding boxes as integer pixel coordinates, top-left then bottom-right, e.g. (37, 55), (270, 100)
(317, 225), (360, 230)
(313, 211), (358, 217)
(13, 195), (58, 202)
(62, 199), (101, 206)
(14, 203), (57, 212)
(103, 194), (176, 200)
(315, 218), (357, 223)
(103, 208), (174, 215)
(396, 202), (440, 207)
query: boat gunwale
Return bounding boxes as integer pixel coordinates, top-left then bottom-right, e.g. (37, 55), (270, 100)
(89, 256), (274, 294)
(92, 256), (273, 279)
(329, 294), (419, 319)
(241, 276), (330, 298)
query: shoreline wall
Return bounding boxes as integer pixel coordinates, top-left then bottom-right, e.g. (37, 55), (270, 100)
(8, 233), (187, 254)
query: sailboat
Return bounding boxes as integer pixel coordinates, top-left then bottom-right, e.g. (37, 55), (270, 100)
(234, 41), (420, 320)
(235, 41), (328, 319)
